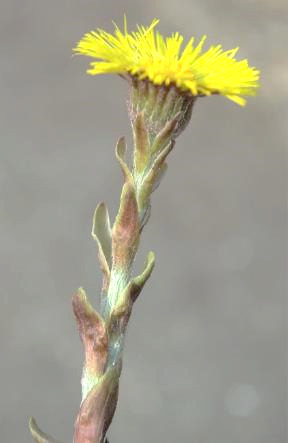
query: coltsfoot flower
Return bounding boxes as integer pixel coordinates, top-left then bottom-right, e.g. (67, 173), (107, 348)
(29, 17), (261, 443)
(74, 17), (260, 106)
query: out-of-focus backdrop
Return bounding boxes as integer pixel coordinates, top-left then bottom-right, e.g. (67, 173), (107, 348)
(0, 0), (286, 442)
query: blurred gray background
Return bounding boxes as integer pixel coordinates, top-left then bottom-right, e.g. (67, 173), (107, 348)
(0, 0), (287, 442)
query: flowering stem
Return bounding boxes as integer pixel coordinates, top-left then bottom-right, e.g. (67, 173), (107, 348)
(71, 81), (195, 442)
(29, 80), (195, 443)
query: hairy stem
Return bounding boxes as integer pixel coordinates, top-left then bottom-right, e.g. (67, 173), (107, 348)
(30, 80), (195, 443)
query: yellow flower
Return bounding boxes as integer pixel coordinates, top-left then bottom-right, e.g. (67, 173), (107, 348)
(74, 18), (260, 106)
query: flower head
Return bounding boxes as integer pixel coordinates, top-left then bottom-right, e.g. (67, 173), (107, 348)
(74, 18), (259, 106)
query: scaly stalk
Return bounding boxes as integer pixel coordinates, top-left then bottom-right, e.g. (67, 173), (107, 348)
(29, 80), (195, 443)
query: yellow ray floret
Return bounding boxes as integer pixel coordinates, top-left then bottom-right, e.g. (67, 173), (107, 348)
(74, 18), (260, 106)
